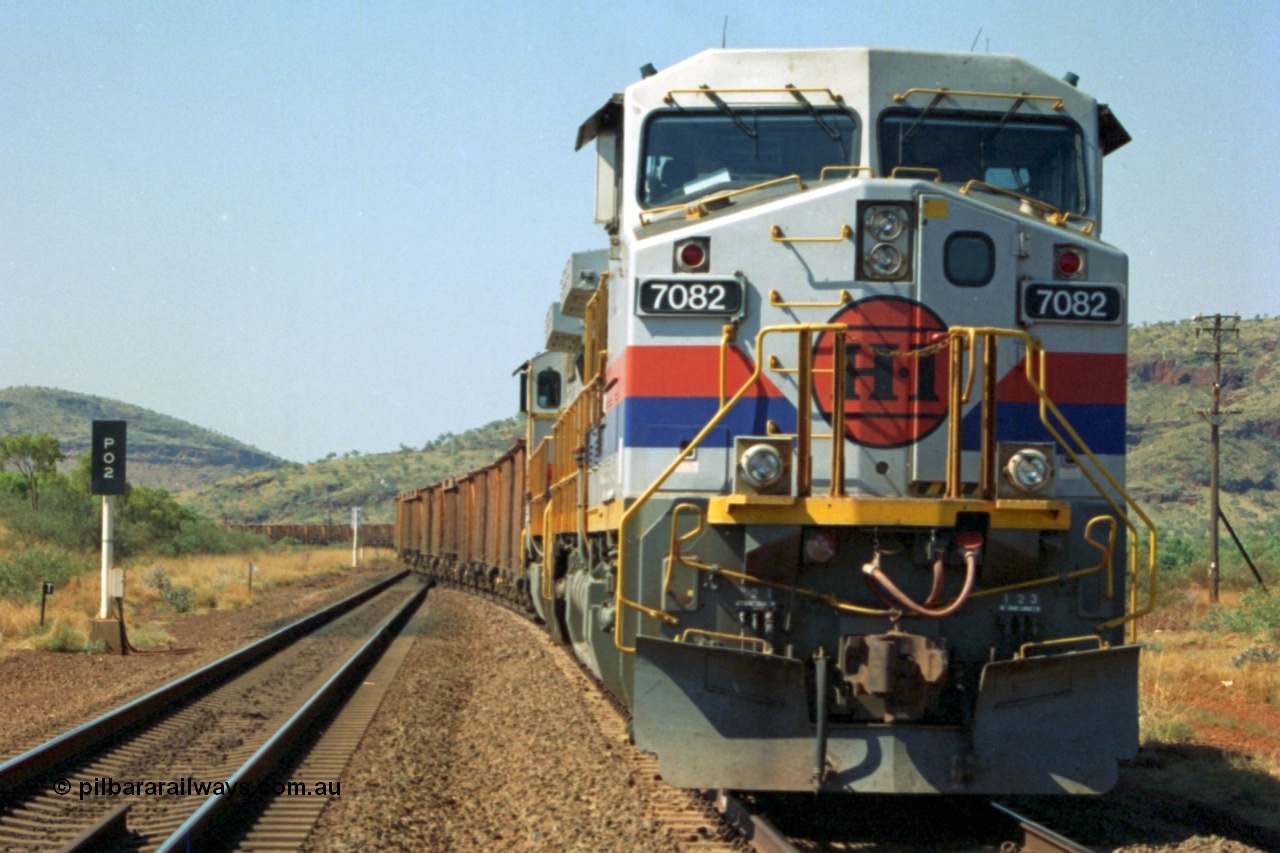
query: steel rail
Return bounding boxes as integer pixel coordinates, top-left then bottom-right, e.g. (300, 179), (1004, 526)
(0, 570), (409, 793)
(154, 579), (430, 852)
(990, 801), (1094, 853)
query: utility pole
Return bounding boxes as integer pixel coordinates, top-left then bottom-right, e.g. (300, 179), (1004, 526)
(1194, 313), (1241, 604)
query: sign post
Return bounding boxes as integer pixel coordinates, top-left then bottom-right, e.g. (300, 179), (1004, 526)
(89, 421), (127, 653)
(351, 507), (361, 568)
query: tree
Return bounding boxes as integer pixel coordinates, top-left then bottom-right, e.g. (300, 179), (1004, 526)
(0, 433), (65, 510)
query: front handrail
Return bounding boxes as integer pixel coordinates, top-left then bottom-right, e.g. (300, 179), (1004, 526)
(614, 323), (843, 652)
(612, 324), (1157, 652)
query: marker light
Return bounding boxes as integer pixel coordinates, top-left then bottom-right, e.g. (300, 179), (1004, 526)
(804, 530), (837, 563)
(740, 444), (785, 490)
(675, 238), (709, 273)
(1055, 246), (1084, 278)
(1005, 448), (1052, 493)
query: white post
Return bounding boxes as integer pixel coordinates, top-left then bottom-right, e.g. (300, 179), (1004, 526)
(351, 506), (360, 568)
(99, 495), (115, 619)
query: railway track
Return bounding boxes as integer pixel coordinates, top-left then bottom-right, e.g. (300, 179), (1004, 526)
(0, 571), (428, 852)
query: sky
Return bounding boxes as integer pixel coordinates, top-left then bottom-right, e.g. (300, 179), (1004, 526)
(3, 1), (1278, 463)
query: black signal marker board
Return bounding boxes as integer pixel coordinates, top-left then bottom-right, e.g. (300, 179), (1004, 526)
(91, 420), (127, 495)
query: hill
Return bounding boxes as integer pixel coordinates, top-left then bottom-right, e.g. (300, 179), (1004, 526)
(1126, 315), (1280, 559)
(174, 416), (525, 524)
(0, 387), (281, 492)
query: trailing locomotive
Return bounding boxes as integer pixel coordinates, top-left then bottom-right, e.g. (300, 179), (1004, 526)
(396, 47), (1155, 795)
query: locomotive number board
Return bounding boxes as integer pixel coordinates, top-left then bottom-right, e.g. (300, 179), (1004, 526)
(637, 279), (745, 317)
(1020, 282), (1124, 324)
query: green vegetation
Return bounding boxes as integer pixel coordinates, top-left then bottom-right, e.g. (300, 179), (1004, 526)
(1127, 316), (1280, 589)
(0, 432), (64, 510)
(0, 547), (91, 603)
(1199, 588), (1280, 641)
(0, 436), (268, 562)
(174, 415), (525, 524)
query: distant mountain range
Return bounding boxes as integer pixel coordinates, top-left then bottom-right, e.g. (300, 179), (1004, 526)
(1, 317), (1277, 547)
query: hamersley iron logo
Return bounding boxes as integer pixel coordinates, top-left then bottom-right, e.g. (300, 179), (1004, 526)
(812, 296), (950, 448)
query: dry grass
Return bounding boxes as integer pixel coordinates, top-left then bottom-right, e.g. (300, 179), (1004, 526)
(0, 546), (394, 653)
(1132, 586), (1280, 828)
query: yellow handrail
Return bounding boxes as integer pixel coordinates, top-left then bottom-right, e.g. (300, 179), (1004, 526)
(957, 181), (1097, 235)
(769, 289), (851, 309)
(892, 87), (1065, 112)
(819, 165), (874, 181)
(889, 166), (942, 182)
(770, 224), (852, 243)
(951, 327), (1157, 636)
(613, 323), (843, 652)
(639, 175), (808, 224)
(665, 86), (845, 105)
(677, 628), (773, 655)
(611, 323), (1156, 652)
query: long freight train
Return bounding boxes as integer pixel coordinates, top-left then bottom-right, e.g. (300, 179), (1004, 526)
(396, 46), (1155, 795)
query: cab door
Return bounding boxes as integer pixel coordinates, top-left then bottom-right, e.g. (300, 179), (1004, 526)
(910, 194), (1025, 487)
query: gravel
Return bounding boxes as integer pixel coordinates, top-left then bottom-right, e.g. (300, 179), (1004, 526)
(304, 588), (676, 852)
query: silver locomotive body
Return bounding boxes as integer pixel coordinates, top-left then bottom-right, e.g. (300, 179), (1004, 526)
(404, 47), (1151, 795)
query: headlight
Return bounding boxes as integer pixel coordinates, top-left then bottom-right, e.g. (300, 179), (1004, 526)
(740, 444), (785, 490)
(858, 202), (914, 282)
(865, 243), (904, 277)
(866, 207), (905, 240)
(1005, 448), (1052, 493)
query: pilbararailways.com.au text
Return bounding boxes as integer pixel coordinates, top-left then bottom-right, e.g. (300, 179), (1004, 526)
(56, 776), (341, 800)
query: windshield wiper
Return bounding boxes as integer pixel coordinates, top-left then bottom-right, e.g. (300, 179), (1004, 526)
(786, 84), (848, 161)
(979, 95), (1027, 150)
(700, 84), (757, 141)
(899, 91), (948, 147)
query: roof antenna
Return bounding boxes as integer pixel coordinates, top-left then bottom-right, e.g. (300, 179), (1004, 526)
(969, 27), (983, 52)
(722, 16), (729, 48)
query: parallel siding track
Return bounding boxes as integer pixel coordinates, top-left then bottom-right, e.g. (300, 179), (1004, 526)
(0, 572), (425, 852)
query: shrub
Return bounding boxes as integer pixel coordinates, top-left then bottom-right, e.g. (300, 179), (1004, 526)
(32, 621), (86, 652)
(142, 564), (172, 594)
(1198, 588), (1280, 641)
(164, 585), (194, 613)
(0, 548), (91, 603)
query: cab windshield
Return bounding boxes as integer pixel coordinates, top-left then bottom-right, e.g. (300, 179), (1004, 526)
(641, 109), (859, 207)
(879, 110), (1087, 213)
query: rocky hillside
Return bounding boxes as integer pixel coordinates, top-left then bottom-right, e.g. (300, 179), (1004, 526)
(1126, 316), (1280, 548)
(0, 387), (280, 492)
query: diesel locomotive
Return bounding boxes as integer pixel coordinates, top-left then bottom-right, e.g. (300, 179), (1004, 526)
(396, 46), (1155, 795)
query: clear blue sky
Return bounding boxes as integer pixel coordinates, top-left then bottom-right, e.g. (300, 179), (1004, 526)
(3, 1), (1277, 463)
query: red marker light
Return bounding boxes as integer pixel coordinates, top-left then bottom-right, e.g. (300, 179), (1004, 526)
(680, 242), (705, 268)
(675, 238), (709, 272)
(1056, 248), (1083, 277)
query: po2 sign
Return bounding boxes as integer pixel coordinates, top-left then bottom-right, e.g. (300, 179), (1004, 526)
(91, 420), (127, 495)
